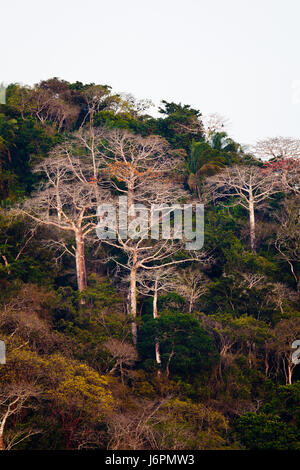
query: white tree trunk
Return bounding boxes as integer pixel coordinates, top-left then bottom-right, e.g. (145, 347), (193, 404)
(249, 193), (256, 254)
(153, 279), (161, 367)
(75, 230), (87, 296)
(130, 262), (138, 345)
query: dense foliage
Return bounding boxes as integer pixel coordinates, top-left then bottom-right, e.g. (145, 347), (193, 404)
(0, 78), (299, 450)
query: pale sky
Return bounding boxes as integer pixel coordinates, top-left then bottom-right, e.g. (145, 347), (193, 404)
(1, 0), (300, 146)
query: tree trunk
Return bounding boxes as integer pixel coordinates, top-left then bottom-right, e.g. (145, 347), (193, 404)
(0, 434), (4, 451)
(0, 413), (8, 451)
(130, 261), (138, 345)
(249, 193), (256, 254)
(153, 280), (161, 369)
(75, 230), (87, 301)
(155, 342), (161, 370)
(153, 280), (158, 319)
(128, 181), (138, 345)
(288, 363), (292, 385)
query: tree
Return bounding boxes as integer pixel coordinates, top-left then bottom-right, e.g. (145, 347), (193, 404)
(136, 267), (178, 366)
(139, 312), (218, 378)
(19, 147), (107, 295)
(206, 165), (280, 253)
(202, 314), (269, 378)
(253, 136), (300, 161)
(105, 338), (138, 385)
(7, 81), (79, 131)
(234, 412), (300, 450)
(186, 137), (244, 198)
(272, 318), (300, 385)
(0, 383), (40, 451)
(275, 197), (300, 290)
(201, 113), (230, 141)
(174, 266), (210, 313)
(153, 101), (204, 151)
(96, 128), (206, 344)
(262, 158), (300, 193)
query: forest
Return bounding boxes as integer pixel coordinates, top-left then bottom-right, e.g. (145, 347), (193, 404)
(0, 77), (299, 451)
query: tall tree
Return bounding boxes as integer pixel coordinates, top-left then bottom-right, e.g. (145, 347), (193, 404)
(19, 147), (107, 296)
(206, 165), (280, 253)
(96, 129), (206, 344)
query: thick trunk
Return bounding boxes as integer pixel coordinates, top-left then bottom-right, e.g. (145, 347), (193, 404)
(75, 231), (87, 299)
(249, 195), (256, 254)
(0, 434), (4, 451)
(0, 414), (8, 451)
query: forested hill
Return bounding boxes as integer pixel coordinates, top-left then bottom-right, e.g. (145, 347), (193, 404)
(0, 78), (299, 450)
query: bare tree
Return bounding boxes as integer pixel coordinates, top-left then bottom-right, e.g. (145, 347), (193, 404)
(137, 267), (177, 319)
(107, 399), (168, 450)
(265, 282), (297, 315)
(19, 148), (108, 296)
(206, 165), (281, 253)
(202, 113), (231, 141)
(275, 197), (300, 290)
(96, 129), (207, 344)
(105, 339), (138, 384)
(0, 384), (40, 451)
(252, 136), (300, 161)
(262, 158), (300, 193)
(114, 93), (154, 118)
(174, 266), (210, 313)
(238, 273), (265, 290)
(272, 318), (300, 384)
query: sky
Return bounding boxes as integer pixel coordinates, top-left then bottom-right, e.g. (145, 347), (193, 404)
(1, 0), (300, 146)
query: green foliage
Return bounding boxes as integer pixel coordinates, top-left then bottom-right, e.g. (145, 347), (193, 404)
(234, 412), (300, 450)
(138, 311), (218, 376)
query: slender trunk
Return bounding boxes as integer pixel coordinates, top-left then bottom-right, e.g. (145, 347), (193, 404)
(1, 255), (10, 275)
(153, 280), (161, 370)
(264, 351), (270, 377)
(153, 280), (158, 319)
(130, 262), (138, 345)
(155, 342), (161, 370)
(128, 181), (138, 345)
(0, 434), (4, 451)
(56, 186), (62, 222)
(120, 362), (124, 385)
(249, 193), (256, 254)
(75, 230), (87, 301)
(287, 260), (299, 291)
(288, 363), (292, 385)
(166, 349), (175, 379)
